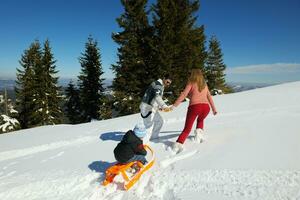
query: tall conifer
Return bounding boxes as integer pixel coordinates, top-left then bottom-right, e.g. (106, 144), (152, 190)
(205, 36), (230, 93)
(16, 39), (63, 128)
(38, 40), (63, 124)
(152, 0), (206, 98)
(112, 0), (153, 116)
(15, 41), (41, 128)
(78, 37), (105, 122)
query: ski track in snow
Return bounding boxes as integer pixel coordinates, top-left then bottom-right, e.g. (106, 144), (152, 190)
(160, 150), (198, 168)
(0, 136), (96, 162)
(41, 151), (65, 163)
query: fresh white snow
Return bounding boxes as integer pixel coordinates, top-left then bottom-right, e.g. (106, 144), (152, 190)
(0, 81), (300, 200)
(0, 115), (19, 132)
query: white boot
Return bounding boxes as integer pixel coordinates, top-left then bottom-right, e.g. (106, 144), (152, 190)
(194, 128), (205, 143)
(172, 142), (184, 153)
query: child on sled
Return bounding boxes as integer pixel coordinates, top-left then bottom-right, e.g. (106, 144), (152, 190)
(114, 123), (148, 167)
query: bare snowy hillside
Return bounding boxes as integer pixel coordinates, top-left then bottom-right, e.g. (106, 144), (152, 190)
(0, 81), (300, 200)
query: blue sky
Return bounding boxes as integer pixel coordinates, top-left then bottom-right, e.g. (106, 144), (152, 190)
(0, 0), (299, 83)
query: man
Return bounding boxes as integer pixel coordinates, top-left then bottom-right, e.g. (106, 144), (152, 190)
(140, 74), (172, 141)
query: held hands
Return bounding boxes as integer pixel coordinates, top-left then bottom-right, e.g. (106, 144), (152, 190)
(161, 105), (174, 112)
(163, 107), (172, 112)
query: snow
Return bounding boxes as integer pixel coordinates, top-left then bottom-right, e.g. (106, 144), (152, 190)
(0, 115), (19, 132)
(0, 81), (300, 200)
(9, 107), (18, 114)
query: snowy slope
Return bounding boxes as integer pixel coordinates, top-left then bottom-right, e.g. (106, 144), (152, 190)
(1, 82), (300, 200)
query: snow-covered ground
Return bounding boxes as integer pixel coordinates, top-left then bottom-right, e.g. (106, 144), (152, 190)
(1, 81), (300, 200)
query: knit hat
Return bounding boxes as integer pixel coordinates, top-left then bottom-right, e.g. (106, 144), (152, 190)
(133, 123), (147, 138)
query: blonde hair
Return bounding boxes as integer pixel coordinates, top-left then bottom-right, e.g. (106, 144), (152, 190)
(188, 69), (206, 92)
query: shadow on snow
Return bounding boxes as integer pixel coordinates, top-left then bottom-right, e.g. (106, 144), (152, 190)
(99, 131), (125, 142)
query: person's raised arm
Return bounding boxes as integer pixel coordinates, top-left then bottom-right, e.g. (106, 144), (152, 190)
(173, 83), (192, 107)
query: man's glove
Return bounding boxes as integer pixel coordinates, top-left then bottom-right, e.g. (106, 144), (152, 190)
(163, 106), (174, 112)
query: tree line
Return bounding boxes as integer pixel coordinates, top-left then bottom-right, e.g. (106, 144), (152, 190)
(111, 0), (231, 116)
(0, 0), (231, 134)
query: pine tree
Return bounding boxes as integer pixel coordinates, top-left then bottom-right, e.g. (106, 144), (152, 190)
(29, 40), (63, 126)
(152, 0), (178, 78)
(65, 81), (82, 124)
(16, 39), (63, 128)
(30, 40), (46, 126)
(78, 36), (105, 122)
(205, 36), (231, 93)
(15, 40), (41, 128)
(112, 0), (153, 116)
(40, 39), (63, 124)
(0, 90), (20, 134)
(152, 0), (206, 98)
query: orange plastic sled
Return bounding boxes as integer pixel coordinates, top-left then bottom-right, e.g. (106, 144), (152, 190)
(102, 145), (155, 190)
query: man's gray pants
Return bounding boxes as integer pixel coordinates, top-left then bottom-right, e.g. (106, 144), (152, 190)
(142, 109), (163, 142)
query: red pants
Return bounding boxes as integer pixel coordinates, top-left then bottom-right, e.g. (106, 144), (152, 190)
(176, 103), (210, 144)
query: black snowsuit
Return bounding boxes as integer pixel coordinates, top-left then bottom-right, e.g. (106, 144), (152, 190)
(114, 130), (147, 163)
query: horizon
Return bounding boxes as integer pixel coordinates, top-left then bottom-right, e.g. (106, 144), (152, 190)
(0, 0), (300, 83)
(0, 78), (290, 93)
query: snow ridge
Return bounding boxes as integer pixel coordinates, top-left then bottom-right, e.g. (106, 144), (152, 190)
(1, 81), (300, 200)
(0, 136), (96, 162)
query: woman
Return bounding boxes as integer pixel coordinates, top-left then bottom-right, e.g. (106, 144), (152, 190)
(172, 69), (217, 152)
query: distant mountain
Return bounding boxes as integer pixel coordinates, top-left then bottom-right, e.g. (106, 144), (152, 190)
(228, 82), (275, 92)
(1, 79), (276, 101)
(0, 78), (114, 101)
(0, 79), (15, 90)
